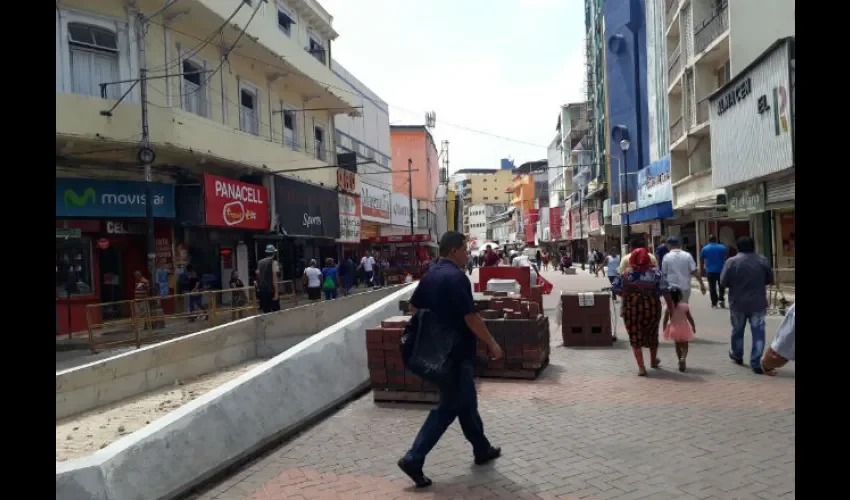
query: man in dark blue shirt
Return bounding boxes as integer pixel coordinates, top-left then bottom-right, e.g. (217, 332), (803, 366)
(398, 231), (503, 488)
(655, 240), (669, 268)
(700, 234), (729, 308)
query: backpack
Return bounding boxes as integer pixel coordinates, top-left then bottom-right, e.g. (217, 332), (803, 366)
(322, 270), (336, 290)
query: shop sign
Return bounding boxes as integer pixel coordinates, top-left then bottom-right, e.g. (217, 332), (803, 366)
(361, 223), (379, 240)
(727, 184), (765, 216)
(637, 155), (672, 209)
(56, 178), (175, 218)
(710, 39), (794, 188)
(96, 238), (110, 249)
(361, 183), (391, 223)
(336, 168), (357, 194)
(155, 236), (173, 271)
(589, 211), (601, 232)
(105, 220), (145, 235)
(390, 193), (419, 227)
(274, 176), (340, 238)
(203, 174), (269, 230)
(56, 228), (82, 239)
(338, 194), (361, 243)
(369, 234), (432, 244)
(549, 207), (561, 241)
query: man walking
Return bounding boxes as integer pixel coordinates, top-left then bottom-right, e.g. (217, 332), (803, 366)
(661, 236), (706, 303)
(720, 236), (775, 374)
(700, 235), (728, 308)
(256, 245), (280, 314)
(655, 239), (670, 269)
(398, 231), (503, 488)
(483, 244), (500, 267)
(358, 251), (376, 287)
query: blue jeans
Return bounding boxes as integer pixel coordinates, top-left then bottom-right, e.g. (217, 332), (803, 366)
(404, 361), (491, 467)
(730, 310), (767, 369)
(324, 288), (338, 300)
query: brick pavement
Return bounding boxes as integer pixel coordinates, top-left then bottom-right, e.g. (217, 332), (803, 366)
(184, 268), (795, 500)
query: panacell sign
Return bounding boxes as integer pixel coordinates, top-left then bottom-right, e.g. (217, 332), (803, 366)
(274, 176), (340, 238)
(203, 174), (269, 230)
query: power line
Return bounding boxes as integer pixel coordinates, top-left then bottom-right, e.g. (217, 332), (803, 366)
(144, 19), (550, 149)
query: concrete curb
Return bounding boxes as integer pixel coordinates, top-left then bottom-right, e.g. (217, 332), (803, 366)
(56, 284), (416, 500)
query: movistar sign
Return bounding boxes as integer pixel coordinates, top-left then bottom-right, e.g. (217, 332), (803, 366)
(56, 178), (176, 218)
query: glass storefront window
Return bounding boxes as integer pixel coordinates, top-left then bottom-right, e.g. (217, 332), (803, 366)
(56, 236), (94, 297)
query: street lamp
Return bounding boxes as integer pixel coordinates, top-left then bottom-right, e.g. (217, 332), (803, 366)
(619, 139), (631, 251)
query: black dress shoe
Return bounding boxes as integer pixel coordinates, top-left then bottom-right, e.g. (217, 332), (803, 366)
(397, 457), (432, 488)
(474, 446), (502, 465)
(728, 352), (744, 365)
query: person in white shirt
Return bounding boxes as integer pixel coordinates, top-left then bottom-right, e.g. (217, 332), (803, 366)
(359, 252), (376, 287)
(660, 236), (706, 303)
(510, 251), (539, 286)
(303, 259), (323, 301)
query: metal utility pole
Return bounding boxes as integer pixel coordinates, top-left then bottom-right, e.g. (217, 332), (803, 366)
(441, 140), (450, 232)
(137, 12), (157, 284)
(407, 158), (418, 264)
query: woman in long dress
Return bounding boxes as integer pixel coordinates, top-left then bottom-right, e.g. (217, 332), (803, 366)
(612, 248), (671, 376)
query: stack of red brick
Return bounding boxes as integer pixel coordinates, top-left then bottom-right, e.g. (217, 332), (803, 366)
(560, 293), (612, 347)
(474, 293), (550, 379)
(366, 316), (438, 402)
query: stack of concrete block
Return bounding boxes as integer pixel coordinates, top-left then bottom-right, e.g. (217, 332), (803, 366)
(475, 296), (550, 379)
(366, 316), (438, 403)
(560, 292), (613, 347)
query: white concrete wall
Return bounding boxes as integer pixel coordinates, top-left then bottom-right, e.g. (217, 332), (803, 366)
(56, 284), (416, 500)
(468, 204), (488, 243)
(56, 286), (404, 420)
(730, 0), (795, 77)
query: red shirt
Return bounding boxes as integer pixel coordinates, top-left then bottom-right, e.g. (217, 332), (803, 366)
(483, 251), (501, 266)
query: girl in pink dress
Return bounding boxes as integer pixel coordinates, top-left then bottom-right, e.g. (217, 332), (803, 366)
(662, 288), (696, 372)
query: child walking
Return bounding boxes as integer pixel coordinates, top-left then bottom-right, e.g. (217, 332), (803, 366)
(662, 288), (696, 372)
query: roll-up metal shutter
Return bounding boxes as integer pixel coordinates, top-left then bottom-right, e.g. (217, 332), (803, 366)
(766, 176), (795, 204)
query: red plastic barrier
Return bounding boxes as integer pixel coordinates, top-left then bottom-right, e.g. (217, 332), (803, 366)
(478, 266), (532, 297)
(537, 275), (554, 295)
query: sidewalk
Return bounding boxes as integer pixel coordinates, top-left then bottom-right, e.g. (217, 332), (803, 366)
(186, 268), (795, 500)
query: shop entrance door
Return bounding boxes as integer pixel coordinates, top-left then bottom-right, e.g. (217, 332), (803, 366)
(99, 245), (123, 320)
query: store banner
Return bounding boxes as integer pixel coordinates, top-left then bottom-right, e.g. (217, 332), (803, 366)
(203, 174), (269, 230)
(369, 234), (432, 244)
(361, 183), (391, 224)
(390, 193), (419, 228)
(549, 207), (561, 241)
(589, 211), (601, 232)
(56, 178), (175, 218)
(637, 155), (672, 209)
(361, 222), (379, 240)
(274, 176), (340, 238)
(338, 194), (361, 243)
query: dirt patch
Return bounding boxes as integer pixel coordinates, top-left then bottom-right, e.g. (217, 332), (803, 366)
(56, 359), (267, 462)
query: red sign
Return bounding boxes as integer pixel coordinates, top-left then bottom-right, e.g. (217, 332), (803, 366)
(589, 211), (601, 232)
(337, 169), (357, 194)
(369, 234), (432, 244)
(522, 208), (540, 226)
(549, 207), (561, 241)
(96, 238), (110, 249)
(203, 174), (269, 230)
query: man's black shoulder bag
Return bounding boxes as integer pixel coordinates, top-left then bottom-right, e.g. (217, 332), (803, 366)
(400, 308), (461, 386)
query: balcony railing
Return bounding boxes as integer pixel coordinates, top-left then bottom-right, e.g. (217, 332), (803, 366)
(694, 1), (729, 55)
(696, 98), (710, 126)
(670, 116), (685, 143)
(240, 107), (259, 136)
(667, 44), (682, 84)
(665, 0), (679, 28)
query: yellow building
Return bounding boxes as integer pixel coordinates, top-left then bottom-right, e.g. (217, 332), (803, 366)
(452, 168), (515, 206)
(56, 0), (359, 188)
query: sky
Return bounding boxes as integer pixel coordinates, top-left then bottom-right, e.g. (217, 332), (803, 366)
(319, 0), (587, 174)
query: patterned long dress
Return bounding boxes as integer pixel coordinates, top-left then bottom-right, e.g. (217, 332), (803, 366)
(612, 268), (668, 349)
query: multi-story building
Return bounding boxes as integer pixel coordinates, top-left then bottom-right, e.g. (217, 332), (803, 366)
(332, 60), (392, 248)
(452, 168), (515, 241)
(510, 160), (547, 245)
(663, 0), (794, 264)
(390, 125), (440, 234)
(466, 205), (488, 244)
(56, 0), (356, 333)
(709, 37), (795, 281)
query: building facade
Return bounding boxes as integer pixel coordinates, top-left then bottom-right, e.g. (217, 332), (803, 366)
(332, 59), (393, 250)
(55, 0), (355, 334)
(709, 38), (795, 282)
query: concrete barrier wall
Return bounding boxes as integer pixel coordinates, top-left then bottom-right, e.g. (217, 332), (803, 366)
(56, 286), (405, 421)
(56, 283), (415, 500)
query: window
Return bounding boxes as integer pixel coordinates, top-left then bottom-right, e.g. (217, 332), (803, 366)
(314, 126), (325, 160)
(68, 23), (119, 99)
(182, 59), (207, 117)
(239, 86), (259, 135)
(56, 237), (94, 297)
(484, 197), (489, 200)
(282, 108), (297, 149)
(277, 3), (295, 36)
(307, 31), (326, 64)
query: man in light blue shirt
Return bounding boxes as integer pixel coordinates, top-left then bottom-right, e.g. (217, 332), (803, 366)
(700, 235), (728, 308)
